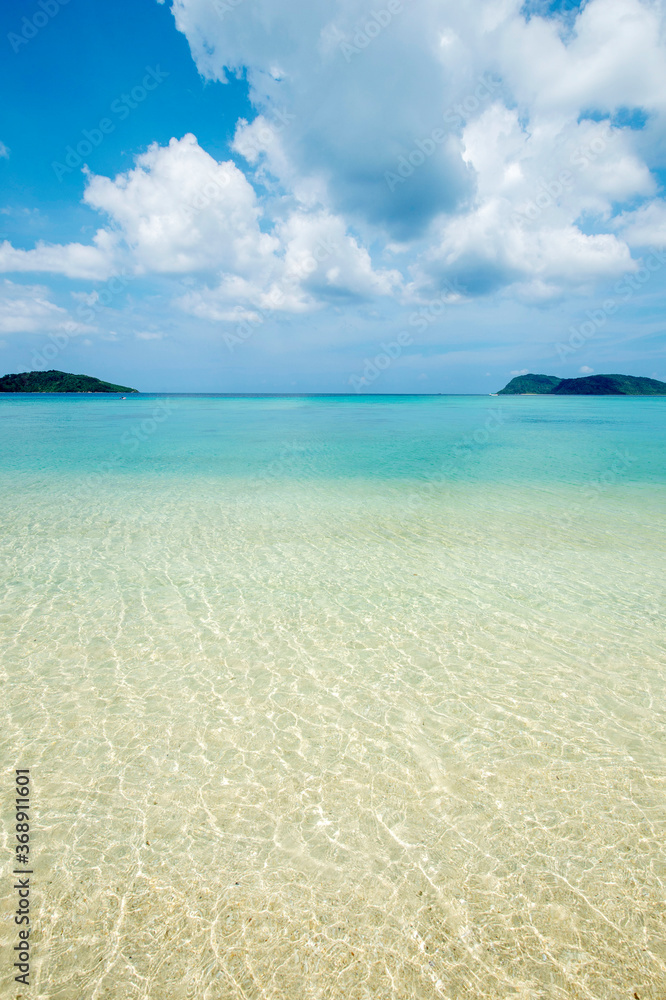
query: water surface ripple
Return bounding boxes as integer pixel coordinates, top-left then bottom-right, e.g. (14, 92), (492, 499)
(1, 395), (664, 999)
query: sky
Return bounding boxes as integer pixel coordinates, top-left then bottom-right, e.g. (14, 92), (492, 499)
(0, 0), (665, 393)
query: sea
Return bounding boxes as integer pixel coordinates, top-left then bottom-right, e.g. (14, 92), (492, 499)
(1, 393), (664, 999)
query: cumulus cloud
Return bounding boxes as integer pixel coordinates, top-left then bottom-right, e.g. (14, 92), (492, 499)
(614, 200), (666, 247)
(419, 212), (635, 300)
(168, 0), (666, 298)
(0, 134), (400, 318)
(500, 0), (666, 117)
(175, 207), (401, 321)
(171, 0), (477, 238)
(0, 279), (94, 335)
(1, 0), (665, 333)
(0, 231), (118, 280)
(83, 134), (278, 276)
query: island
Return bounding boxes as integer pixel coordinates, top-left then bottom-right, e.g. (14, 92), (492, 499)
(498, 373), (666, 395)
(0, 370), (138, 393)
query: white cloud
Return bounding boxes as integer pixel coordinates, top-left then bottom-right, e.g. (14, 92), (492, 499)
(0, 231), (117, 280)
(164, 0), (666, 302)
(277, 211), (401, 300)
(500, 0), (666, 117)
(408, 99), (649, 298)
(614, 200), (666, 247)
(0, 279), (95, 335)
(135, 331), (163, 340)
(2, 0), (666, 339)
(84, 134), (278, 276)
(170, 0), (475, 237)
(0, 134), (400, 319)
(0, 142), (9, 160)
(175, 208), (401, 322)
(580, 365), (594, 373)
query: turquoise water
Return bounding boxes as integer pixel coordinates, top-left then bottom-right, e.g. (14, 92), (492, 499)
(1, 394), (665, 999)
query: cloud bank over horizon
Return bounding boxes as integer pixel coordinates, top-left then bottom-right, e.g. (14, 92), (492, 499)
(1, 0), (665, 390)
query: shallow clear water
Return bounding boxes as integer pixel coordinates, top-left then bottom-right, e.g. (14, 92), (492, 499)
(1, 394), (665, 999)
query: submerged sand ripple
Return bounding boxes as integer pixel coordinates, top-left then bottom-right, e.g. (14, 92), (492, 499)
(1, 472), (664, 999)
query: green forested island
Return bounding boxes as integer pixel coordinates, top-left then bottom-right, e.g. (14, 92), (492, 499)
(498, 373), (666, 395)
(0, 370), (138, 393)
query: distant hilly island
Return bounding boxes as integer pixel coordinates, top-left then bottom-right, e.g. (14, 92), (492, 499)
(2, 368), (664, 397)
(498, 373), (666, 395)
(0, 370), (138, 393)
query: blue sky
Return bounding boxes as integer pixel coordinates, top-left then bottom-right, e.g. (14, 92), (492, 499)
(1, 0), (665, 392)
